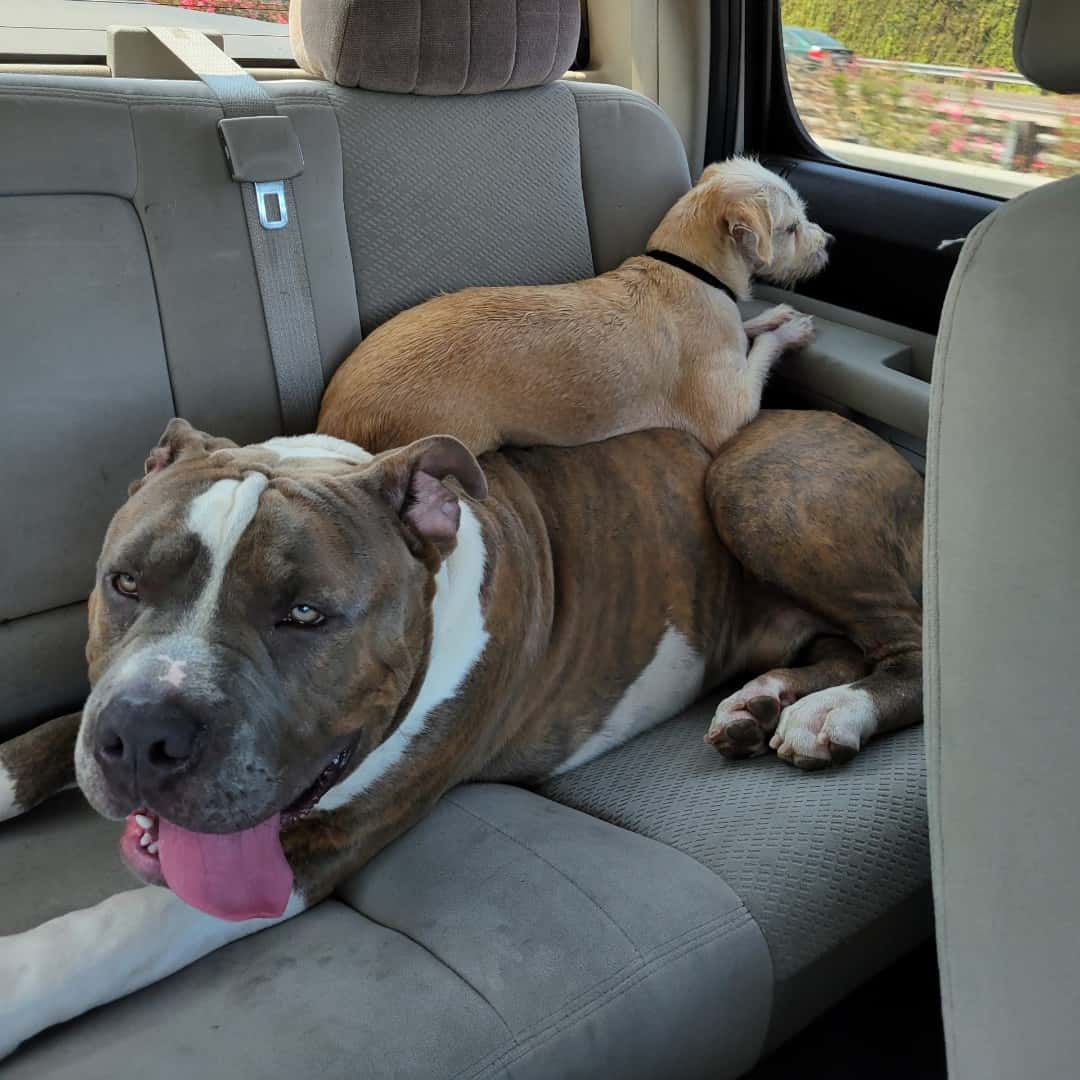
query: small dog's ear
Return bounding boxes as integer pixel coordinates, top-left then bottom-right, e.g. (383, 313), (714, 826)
(129, 418), (238, 495)
(369, 435), (487, 556)
(724, 192), (774, 270)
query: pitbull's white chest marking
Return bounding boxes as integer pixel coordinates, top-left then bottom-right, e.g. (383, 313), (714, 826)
(316, 504), (489, 813)
(552, 626), (705, 775)
(0, 886), (306, 1058)
(186, 472), (269, 632)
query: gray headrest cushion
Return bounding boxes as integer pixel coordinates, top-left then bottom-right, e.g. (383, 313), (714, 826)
(1014, 0), (1080, 94)
(290, 0), (581, 94)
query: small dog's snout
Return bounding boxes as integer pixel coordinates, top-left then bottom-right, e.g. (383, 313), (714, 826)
(823, 232), (836, 251)
(95, 695), (205, 794)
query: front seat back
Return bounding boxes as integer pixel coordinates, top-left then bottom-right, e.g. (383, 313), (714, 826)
(925, 2), (1080, 1077)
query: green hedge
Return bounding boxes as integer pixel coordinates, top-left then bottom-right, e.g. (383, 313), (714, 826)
(782, 0), (1018, 70)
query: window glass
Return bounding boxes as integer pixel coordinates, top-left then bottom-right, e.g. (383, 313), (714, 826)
(2, 0), (292, 62)
(782, 1), (1080, 198)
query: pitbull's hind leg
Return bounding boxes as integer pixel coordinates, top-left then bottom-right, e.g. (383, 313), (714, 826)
(707, 410), (924, 769)
(0, 712), (81, 823)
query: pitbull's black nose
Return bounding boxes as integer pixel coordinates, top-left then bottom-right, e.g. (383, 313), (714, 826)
(95, 696), (205, 795)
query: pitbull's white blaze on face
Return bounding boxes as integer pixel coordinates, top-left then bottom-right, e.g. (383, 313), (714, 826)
(258, 433), (374, 465)
(185, 472), (269, 634)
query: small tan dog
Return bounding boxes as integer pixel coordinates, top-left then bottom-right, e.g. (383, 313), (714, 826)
(319, 158), (831, 456)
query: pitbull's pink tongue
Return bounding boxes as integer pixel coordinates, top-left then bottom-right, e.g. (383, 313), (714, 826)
(157, 814), (292, 922)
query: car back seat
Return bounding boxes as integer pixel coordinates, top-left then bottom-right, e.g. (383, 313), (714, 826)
(0, 3), (931, 1075)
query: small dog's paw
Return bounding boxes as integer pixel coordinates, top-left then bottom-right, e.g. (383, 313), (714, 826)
(773, 313), (815, 352)
(706, 675), (793, 758)
(769, 686), (877, 770)
(744, 304), (798, 338)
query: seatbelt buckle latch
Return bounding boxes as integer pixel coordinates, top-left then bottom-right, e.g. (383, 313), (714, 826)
(254, 180), (288, 230)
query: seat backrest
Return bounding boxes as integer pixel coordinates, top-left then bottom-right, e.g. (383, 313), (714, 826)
(925, 3), (1080, 1076)
(0, 4), (691, 738)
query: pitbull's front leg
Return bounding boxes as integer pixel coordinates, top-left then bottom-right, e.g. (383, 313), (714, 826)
(0, 757), (459, 1060)
(0, 884), (308, 1058)
(0, 713), (81, 823)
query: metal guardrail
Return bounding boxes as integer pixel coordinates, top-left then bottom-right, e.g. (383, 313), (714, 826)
(855, 57), (1035, 90)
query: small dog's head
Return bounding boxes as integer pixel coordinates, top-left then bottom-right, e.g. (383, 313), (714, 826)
(695, 158), (832, 286)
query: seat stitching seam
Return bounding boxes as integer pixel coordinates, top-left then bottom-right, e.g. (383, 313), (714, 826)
(126, 100), (179, 418)
(501, 0), (518, 91)
(0, 596), (88, 627)
(347, 901), (515, 1038)
(442, 796), (645, 958)
(457, 911), (754, 1079)
(570, 87), (598, 275)
(331, 0), (355, 84)
(452, 910), (749, 1079)
(541, 0), (563, 85)
(0, 86), (222, 107)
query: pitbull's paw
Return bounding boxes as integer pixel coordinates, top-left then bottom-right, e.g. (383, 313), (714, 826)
(743, 304), (799, 339)
(772, 313), (815, 353)
(707, 675), (794, 757)
(770, 685), (877, 770)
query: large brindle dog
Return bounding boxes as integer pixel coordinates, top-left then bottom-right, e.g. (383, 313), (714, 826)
(0, 410), (922, 1056)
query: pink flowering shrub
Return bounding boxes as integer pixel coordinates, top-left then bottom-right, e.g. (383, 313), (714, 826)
(154, 0), (289, 24)
(788, 62), (1080, 178)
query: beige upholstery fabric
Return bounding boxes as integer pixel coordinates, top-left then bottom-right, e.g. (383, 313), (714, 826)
(926, 176), (1080, 1079)
(542, 701), (933, 1049)
(2, 785), (773, 1080)
(0, 76), (360, 742)
(1014, 0), (1080, 93)
(570, 81), (692, 273)
(290, 0), (580, 93)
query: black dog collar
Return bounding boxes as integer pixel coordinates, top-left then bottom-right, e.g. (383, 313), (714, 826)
(644, 249), (739, 304)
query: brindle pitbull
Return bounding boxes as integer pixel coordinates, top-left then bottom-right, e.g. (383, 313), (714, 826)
(0, 411), (922, 1056)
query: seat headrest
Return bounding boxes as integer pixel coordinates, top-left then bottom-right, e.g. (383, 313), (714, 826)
(290, 0), (581, 94)
(1014, 0), (1080, 93)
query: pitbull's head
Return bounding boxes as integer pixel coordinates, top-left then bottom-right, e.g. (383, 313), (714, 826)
(76, 419), (485, 920)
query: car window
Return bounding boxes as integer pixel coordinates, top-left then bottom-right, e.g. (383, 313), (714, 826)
(781, 0), (1080, 198)
(2, 0), (292, 62)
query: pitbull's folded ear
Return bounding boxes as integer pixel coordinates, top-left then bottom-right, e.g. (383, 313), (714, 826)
(374, 435), (487, 555)
(129, 418), (239, 495)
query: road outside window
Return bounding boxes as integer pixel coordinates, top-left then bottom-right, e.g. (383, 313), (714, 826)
(782, 1), (1080, 198)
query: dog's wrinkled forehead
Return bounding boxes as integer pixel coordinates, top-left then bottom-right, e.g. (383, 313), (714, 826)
(106, 434), (374, 561)
(216, 434), (374, 474)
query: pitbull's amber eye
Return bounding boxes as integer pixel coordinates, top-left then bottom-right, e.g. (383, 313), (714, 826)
(283, 604), (325, 627)
(111, 572), (139, 599)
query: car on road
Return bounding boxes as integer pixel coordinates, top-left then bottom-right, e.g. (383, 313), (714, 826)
(783, 25), (855, 67)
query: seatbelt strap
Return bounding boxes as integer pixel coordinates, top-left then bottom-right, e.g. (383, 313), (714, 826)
(147, 26), (324, 435)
